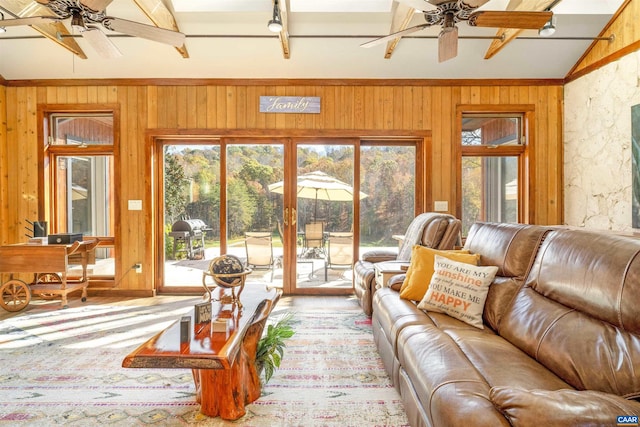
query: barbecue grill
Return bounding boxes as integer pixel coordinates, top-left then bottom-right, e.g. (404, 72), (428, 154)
(169, 219), (209, 260)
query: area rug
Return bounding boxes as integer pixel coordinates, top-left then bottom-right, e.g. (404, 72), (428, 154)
(0, 297), (408, 426)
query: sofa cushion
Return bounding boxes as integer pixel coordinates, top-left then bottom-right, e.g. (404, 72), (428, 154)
(417, 255), (498, 329)
(463, 222), (552, 332)
(501, 229), (640, 397)
(464, 222), (548, 279)
(399, 246), (477, 301)
(490, 387), (640, 427)
(397, 213), (458, 261)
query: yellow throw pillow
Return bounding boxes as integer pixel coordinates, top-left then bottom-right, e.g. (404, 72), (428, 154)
(399, 246), (479, 302)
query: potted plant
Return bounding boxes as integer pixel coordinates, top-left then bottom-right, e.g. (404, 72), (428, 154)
(256, 312), (295, 385)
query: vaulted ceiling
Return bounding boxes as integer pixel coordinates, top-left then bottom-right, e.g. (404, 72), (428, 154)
(0, 0), (624, 80)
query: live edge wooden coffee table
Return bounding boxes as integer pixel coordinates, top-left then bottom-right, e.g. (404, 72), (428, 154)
(122, 286), (282, 420)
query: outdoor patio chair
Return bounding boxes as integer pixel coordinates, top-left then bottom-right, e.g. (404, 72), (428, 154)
(325, 232), (354, 281)
(301, 221), (325, 258)
(353, 212), (462, 316)
(244, 231), (275, 282)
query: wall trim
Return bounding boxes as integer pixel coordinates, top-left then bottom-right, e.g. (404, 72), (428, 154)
(4, 77), (565, 88)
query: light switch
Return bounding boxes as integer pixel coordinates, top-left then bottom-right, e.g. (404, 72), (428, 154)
(434, 201), (448, 211)
(128, 200), (142, 211)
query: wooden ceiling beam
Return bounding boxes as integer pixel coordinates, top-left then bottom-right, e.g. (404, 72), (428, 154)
(274, 0), (290, 59)
(484, 0), (555, 60)
(132, 0), (189, 58)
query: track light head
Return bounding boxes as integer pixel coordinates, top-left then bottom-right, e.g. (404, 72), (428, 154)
(538, 16), (556, 37)
(268, 0), (283, 33)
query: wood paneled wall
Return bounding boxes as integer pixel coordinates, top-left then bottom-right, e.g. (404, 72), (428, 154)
(0, 80), (564, 294)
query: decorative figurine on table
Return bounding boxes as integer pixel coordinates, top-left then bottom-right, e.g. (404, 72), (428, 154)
(202, 254), (251, 308)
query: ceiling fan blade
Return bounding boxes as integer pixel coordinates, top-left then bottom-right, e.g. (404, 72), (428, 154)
(394, 0), (437, 11)
(81, 26), (122, 58)
(361, 23), (430, 48)
(80, 0), (114, 11)
(101, 17), (186, 47)
(0, 15), (58, 26)
(484, 0), (556, 59)
(438, 26), (458, 62)
(470, 11), (553, 29)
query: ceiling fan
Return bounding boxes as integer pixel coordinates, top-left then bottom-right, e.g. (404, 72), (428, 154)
(0, 0), (186, 58)
(361, 0), (553, 62)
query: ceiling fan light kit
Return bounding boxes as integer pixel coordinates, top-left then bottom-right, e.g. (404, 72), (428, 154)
(268, 0), (283, 33)
(70, 8), (85, 31)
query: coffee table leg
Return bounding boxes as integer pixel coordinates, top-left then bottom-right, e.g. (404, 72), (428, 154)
(194, 365), (246, 420)
(192, 320), (267, 420)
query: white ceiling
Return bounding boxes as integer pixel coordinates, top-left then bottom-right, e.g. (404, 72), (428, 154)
(0, 0), (624, 81)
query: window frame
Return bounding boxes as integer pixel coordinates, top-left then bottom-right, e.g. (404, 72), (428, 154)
(455, 105), (535, 229)
(38, 104), (120, 284)
(38, 104), (119, 227)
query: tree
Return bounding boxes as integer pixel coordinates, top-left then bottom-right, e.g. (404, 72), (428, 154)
(164, 154), (190, 224)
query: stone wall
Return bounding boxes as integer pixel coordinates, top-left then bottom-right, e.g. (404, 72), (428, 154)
(564, 51), (640, 231)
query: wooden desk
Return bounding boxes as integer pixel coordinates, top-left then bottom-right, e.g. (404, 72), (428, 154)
(122, 286), (282, 420)
(0, 239), (98, 311)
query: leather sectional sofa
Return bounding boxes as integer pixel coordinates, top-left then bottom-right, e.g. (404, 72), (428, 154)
(372, 222), (640, 426)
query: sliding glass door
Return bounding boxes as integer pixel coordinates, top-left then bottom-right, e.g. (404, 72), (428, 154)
(292, 140), (358, 293)
(155, 137), (419, 295)
(157, 140), (285, 293)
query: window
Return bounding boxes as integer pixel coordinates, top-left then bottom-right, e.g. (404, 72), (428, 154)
(43, 111), (116, 278)
(49, 114), (114, 146)
(460, 112), (527, 236)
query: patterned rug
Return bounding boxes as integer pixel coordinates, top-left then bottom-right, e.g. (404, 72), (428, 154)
(0, 296), (408, 426)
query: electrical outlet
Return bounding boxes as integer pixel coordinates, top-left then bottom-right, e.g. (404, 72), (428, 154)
(134, 263), (142, 273)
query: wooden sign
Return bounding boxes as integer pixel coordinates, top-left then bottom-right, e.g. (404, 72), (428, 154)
(259, 96), (321, 114)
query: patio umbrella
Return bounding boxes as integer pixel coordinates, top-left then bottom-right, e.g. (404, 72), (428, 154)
(268, 171), (368, 220)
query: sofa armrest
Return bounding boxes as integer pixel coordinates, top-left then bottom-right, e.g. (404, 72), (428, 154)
(490, 387), (640, 427)
(387, 274), (406, 291)
(361, 250), (398, 263)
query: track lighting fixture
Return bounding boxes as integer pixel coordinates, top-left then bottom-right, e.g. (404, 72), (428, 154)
(268, 0), (283, 33)
(0, 12), (6, 33)
(538, 15), (556, 37)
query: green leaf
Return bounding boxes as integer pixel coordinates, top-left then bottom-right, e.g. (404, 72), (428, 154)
(255, 311), (296, 385)
(272, 352), (281, 368)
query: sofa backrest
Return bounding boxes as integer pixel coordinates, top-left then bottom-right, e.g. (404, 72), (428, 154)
(397, 213), (461, 261)
(500, 228), (640, 398)
(463, 222), (551, 330)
